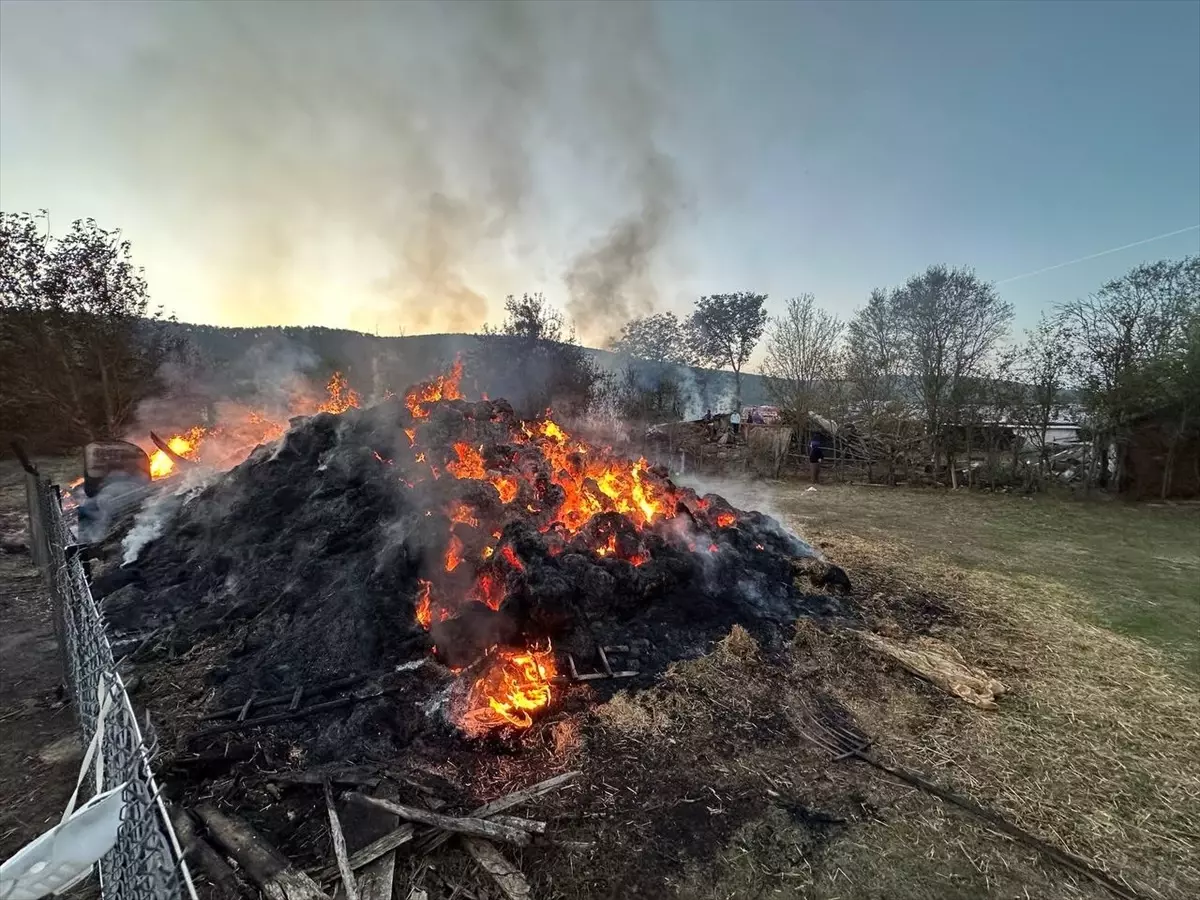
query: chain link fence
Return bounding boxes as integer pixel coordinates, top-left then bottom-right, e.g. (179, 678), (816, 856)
(25, 472), (196, 900)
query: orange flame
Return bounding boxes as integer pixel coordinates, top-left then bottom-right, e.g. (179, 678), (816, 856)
(715, 511), (737, 528)
(529, 420), (672, 534)
(464, 647), (557, 731)
(416, 580), (433, 630)
(405, 359), (464, 419)
(148, 427), (206, 479)
(318, 371), (361, 415)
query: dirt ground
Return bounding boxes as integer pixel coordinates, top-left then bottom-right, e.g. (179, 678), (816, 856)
(0, 458), (86, 860)
(3, 461), (1197, 900)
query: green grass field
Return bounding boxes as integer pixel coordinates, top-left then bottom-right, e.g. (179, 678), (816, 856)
(772, 483), (1200, 675)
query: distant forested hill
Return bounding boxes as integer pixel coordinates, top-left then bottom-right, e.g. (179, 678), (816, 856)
(167, 322), (774, 417)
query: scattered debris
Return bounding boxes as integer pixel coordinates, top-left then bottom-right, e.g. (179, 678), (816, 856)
(322, 779), (358, 900)
(462, 837), (531, 900)
(195, 803), (329, 900)
(859, 632), (1006, 710)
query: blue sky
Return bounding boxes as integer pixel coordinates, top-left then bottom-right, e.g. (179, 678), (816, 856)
(1, 0), (1197, 345)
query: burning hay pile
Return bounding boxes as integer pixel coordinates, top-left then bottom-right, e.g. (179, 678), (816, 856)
(100, 362), (842, 744)
(88, 362), (852, 896)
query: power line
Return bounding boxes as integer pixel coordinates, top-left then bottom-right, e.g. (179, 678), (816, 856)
(996, 224), (1200, 285)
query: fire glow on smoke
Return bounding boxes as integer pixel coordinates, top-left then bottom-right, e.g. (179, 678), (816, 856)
(146, 372), (361, 479)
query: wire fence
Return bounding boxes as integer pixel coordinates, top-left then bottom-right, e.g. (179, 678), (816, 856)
(24, 471), (196, 900)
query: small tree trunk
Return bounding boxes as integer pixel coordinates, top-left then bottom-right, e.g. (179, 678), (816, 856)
(1162, 411), (1187, 500)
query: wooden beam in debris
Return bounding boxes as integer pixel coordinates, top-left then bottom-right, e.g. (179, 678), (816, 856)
(470, 770), (580, 819)
(150, 431), (197, 467)
(190, 685), (403, 740)
(348, 795), (532, 846)
(269, 766), (381, 789)
(356, 783), (400, 900)
(322, 779), (359, 900)
(168, 804), (242, 900)
(202, 675), (368, 721)
(416, 770), (580, 855)
(315, 825), (415, 884)
(461, 837), (531, 900)
(488, 814), (546, 834)
(195, 803), (330, 900)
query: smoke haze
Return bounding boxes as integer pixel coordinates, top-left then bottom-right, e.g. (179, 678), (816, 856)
(0, 0), (685, 339)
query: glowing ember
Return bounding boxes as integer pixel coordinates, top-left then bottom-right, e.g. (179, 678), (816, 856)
(491, 474), (519, 503)
(463, 647), (557, 731)
(541, 420), (567, 442)
(404, 428), (416, 446)
(470, 571), (505, 611)
(715, 511), (737, 528)
(447, 442), (486, 480)
(500, 545), (524, 571)
(445, 534), (464, 572)
(448, 500), (479, 528)
(405, 359), (464, 419)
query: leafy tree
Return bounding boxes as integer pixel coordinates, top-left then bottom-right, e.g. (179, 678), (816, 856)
(610, 312), (692, 365)
(484, 292), (569, 344)
(1062, 257), (1200, 491)
(476, 293), (604, 417)
(686, 291), (768, 411)
(760, 294), (842, 425)
(1, 212), (182, 449)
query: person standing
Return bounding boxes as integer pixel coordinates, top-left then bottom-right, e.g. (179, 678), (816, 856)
(808, 436), (824, 483)
(730, 409), (741, 437)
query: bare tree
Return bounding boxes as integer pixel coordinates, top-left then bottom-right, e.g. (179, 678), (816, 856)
(1011, 314), (1074, 480)
(889, 265), (1013, 479)
(686, 291), (768, 412)
(760, 294), (843, 425)
(844, 288), (909, 482)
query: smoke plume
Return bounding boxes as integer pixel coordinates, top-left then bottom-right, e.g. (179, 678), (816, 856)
(1, 0), (686, 336)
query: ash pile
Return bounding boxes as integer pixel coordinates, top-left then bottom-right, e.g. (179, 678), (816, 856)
(95, 363), (848, 758)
